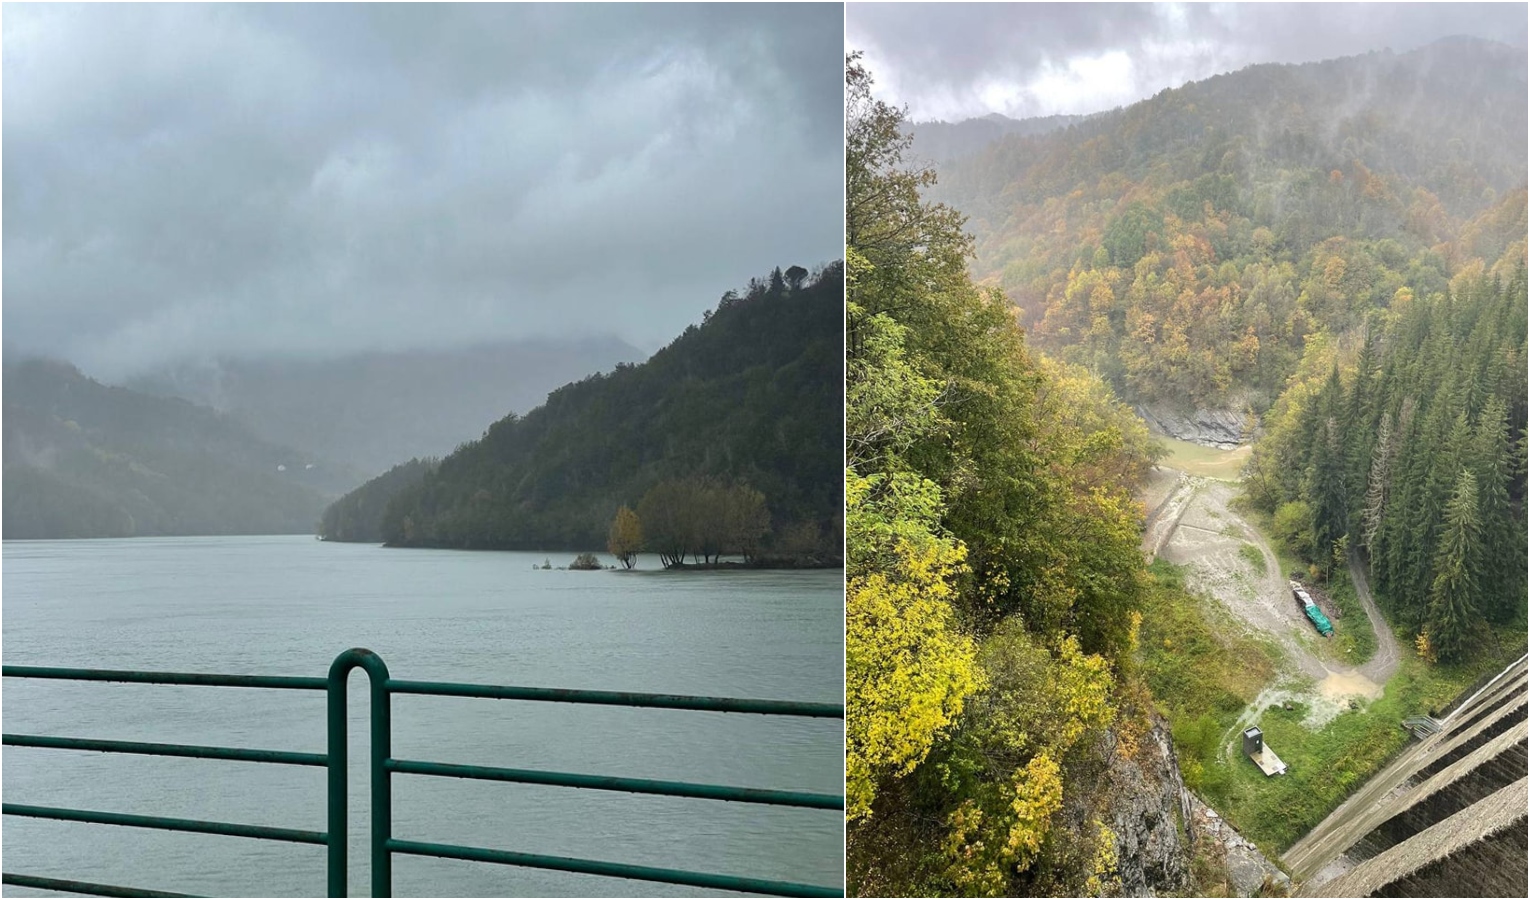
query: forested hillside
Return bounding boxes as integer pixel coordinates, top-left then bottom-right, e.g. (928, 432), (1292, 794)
(3, 358), (350, 538)
(324, 265), (842, 554)
(1246, 269), (1528, 660)
(846, 58), (1174, 896)
(926, 37), (1527, 412)
(317, 457), (437, 543)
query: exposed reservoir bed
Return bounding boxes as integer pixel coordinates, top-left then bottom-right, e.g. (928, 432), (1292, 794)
(1152, 434), (1251, 481)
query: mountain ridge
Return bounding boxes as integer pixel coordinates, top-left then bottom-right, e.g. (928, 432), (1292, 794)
(922, 34), (1527, 409)
(324, 265), (845, 554)
(3, 357), (353, 538)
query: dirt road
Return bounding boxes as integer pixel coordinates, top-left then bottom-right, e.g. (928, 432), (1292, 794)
(1142, 471), (1400, 732)
(1350, 557), (1402, 685)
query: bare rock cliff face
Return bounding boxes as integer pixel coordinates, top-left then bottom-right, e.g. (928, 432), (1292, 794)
(1187, 793), (1293, 896)
(1099, 712), (1291, 897)
(1135, 403), (1252, 449)
(1103, 716), (1195, 896)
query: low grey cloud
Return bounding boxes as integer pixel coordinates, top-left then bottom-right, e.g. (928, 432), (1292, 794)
(3, 2), (844, 379)
(848, 2), (1527, 121)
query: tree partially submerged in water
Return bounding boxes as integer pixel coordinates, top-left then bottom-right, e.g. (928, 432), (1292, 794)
(635, 476), (769, 567)
(569, 552), (603, 570)
(607, 505), (642, 569)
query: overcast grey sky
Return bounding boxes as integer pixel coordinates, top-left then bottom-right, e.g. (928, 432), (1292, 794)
(3, 3), (844, 380)
(848, 2), (1528, 122)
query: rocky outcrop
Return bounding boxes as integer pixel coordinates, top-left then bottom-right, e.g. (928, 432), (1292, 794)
(1098, 712), (1291, 897)
(1136, 404), (1252, 449)
(1188, 792), (1293, 896)
(1107, 716), (1194, 896)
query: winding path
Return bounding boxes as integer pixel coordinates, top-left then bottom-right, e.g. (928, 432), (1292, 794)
(1351, 555), (1401, 685)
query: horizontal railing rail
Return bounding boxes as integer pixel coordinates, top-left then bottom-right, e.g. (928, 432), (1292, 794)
(3, 649), (845, 898)
(1, 873), (201, 899)
(386, 757), (843, 809)
(2, 663), (339, 897)
(1, 665), (328, 691)
(2, 733), (328, 767)
(386, 677), (845, 717)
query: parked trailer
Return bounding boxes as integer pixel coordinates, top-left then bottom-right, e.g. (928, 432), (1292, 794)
(1290, 581), (1334, 637)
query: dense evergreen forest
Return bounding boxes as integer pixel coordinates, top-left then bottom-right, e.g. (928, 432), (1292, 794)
(321, 265), (843, 558)
(1246, 271), (1528, 661)
(3, 358), (351, 538)
(927, 37), (1527, 412)
(846, 57), (1166, 896)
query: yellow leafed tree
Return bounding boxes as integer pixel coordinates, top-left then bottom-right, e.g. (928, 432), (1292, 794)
(846, 469), (981, 821)
(607, 505), (642, 569)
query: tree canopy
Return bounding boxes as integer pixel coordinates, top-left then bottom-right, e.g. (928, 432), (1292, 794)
(846, 55), (1161, 896)
(321, 265), (844, 559)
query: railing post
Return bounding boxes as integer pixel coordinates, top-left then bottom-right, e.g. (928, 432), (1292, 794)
(328, 649), (392, 898)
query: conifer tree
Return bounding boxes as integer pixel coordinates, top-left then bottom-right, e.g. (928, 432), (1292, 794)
(1427, 469), (1483, 663)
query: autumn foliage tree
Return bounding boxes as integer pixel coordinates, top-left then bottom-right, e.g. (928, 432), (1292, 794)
(846, 56), (1159, 896)
(607, 505), (642, 569)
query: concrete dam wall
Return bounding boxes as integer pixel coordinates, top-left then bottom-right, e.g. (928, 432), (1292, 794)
(1285, 654), (1528, 897)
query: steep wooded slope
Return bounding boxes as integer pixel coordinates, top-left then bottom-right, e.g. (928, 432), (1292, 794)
(926, 37), (1527, 410)
(4, 358), (346, 538)
(327, 266), (843, 551)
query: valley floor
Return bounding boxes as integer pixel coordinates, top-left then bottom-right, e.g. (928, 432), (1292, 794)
(1135, 454), (1506, 888)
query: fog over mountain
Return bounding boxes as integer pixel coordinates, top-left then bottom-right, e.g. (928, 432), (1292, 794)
(849, 2), (1526, 121)
(128, 336), (646, 477)
(3, 3), (843, 381)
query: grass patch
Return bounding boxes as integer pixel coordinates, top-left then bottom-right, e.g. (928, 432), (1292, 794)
(1190, 655), (1485, 852)
(1138, 557), (1518, 857)
(1152, 435), (1251, 481)
(1238, 542), (1268, 576)
(1234, 499), (1307, 582)
(1324, 570), (1376, 666)
(1137, 560), (1280, 777)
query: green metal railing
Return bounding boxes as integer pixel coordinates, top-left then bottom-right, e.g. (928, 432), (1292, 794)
(3, 648), (844, 898)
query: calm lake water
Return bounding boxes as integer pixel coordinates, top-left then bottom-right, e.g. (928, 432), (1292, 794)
(1, 536), (845, 897)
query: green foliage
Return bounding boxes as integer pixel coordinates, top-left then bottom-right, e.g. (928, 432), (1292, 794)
(568, 552), (602, 570)
(320, 457), (436, 542)
(1427, 469), (1483, 662)
(846, 55), (1161, 896)
(1239, 542), (1268, 575)
(1101, 201), (1163, 268)
(346, 265), (843, 555)
(1324, 572), (1377, 666)
(846, 468), (980, 821)
(1271, 500), (1315, 560)
(933, 626), (1116, 890)
(845, 299), (946, 471)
